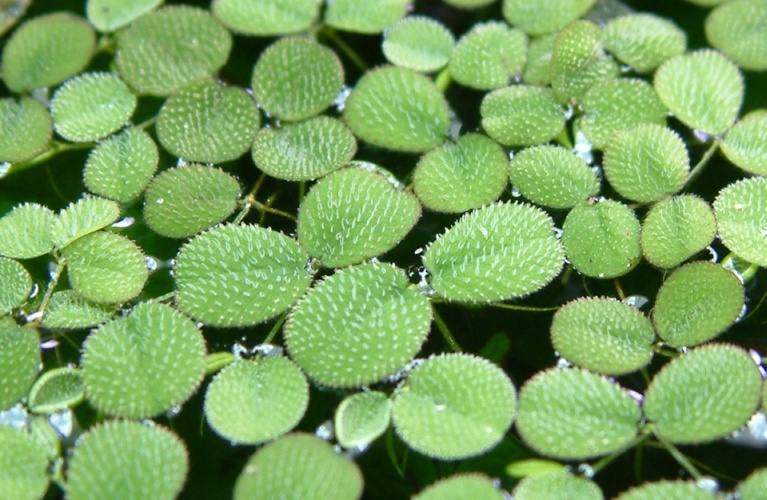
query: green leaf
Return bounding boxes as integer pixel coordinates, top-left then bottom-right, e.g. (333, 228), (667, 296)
(335, 391), (392, 449)
(713, 176), (767, 266)
(0, 203), (55, 259)
(652, 262), (745, 348)
(174, 224), (312, 327)
(83, 127), (159, 203)
(449, 22), (528, 90)
(297, 167), (421, 267)
(52, 196), (121, 250)
(706, 0), (767, 71)
(0, 256), (31, 315)
(0, 97), (52, 163)
(502, 0), (596, 36)
(509, 145), (599, 209)
(212, 0), (321, 36)
(0, 0), (29, 37)
(251, 116), (357, 181)
(1, 12), (95, 92)
(644, 343), (762, 444)
(285, 263), (431, 388)
(86, 0), (163, 32)
(156, 79), (260, 163)
(513, 470), (603, 500)
(739, 467), (767, 500)
(50, 72), (136, 143)
(325, 0), (411, 34)
(414, 473), (505, 500)
(116, 6), (232, 96)
(343, 66), (449, 152)
(604, 13), (687, 73)
(27, 367), (84, 414)
(640, 195), (717, 269)
(0, 317), (39, 411)
(62, 231), (148, 304)
(522, 33), (556, 86)
(382, 16), (455, 73)
(66, 420), (189, 500)
(423, 202), (565, 302)
(251, 37), (344, 122)
(506, 459), (565, 478)
(41, 290), (115, 329)
(0, 426), (50, 500)
(654, 49), (743, 135)
(562, 199), (641, 279)
(617, 481), (717, 500)
(515, 367), (641, 460)
(721, 110), (767, 176)
(82, 302), (206, 418)
(392, 353), (516, 460)
(480, 85), (565, 147)
(413, 133), (509, 213)
(234, 433), (364, 499)
(204, 356), (309, 445)
(551, 297), (655, 375)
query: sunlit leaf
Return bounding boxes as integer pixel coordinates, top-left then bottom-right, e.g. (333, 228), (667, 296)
(0, 97), (52, 163)
(480, 85), (565, 147)
(604, 13), (687, 73)
(212, 0), (321, 36)
(502, 0), (596, 36)
(513, 471), (603, 500)
(617, 481), (717, 500)
(27, 367), (84, 414)
(705, 0), (767, 71)
(86, 0), (163, 32)
(0, 317), (39, 411)
(713, 176), (767, 267)
(739, 467), (767, 500)
(0, 426), (50, 500)
(0, 203), (55, 259)
(41, 290), (115, 330)
(414, 473), (505, 500)
(52, 196), (121, 250)
(721, 110), (767, 176)
(383, 16), (455, 73)
(335, 391), (391, 449)
(0, 256), (31, 315)
(325, 0), (411, 34)
(449, 21), (527, 90)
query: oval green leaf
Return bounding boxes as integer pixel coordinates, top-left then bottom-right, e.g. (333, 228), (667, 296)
(706, 0), (767, 71)
(721, 110), (767, 176)
(502, 0), (596, 36)
(449, 21), (527, 90)
(0, 426), (50, 500)
(325, 0), (411, 34)
(523, 33), (556, 86)
(739, 467), (767, 500)
(40, 290), (115, 330)
(480, 85), (565, 147)
(52, 196), (121, 250)
(0, 317), (40, 411)
(0, 97), (52, 163)
(27, 367), (84, 414)
(513, 470), (603, 500)
(383, 16), (455, 73)
(0, 203), (55, 259)
(617, 481), (718, 500)
(604, 13), (687, 73)
(713, 176), (767, 266)
(335, 391), (392, 449)
(0, 256), (31, 315)
(414, 473), (505, 500)
(212, 0), (321, 36)
(86, 0), (163, 32)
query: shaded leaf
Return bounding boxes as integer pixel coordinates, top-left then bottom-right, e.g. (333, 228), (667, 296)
(0, 97), (52, 163)
(721, 110), (767, 176)
(383, 16), (455, 73)
(706, 0), (767, 71)
(0, 426), (50, 500)
(27, 367), (84, 414)
(522, 33), (556, 86)
(325, 0), (411, 34)
(617, 481), (717, 500)
(335, 391), (391, 449)
(713, 176), (767, 266)
(0, 256), (31, 315)
(0, 203), (55, 259)
(604, 13), (687, 73)
(0, 317), (39, 411)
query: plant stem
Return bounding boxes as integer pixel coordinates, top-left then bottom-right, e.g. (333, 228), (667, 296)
(591, 428), (652, 475)
(255, 201), (297, 221)
(153, 291), (176, 303)
(487, 302), (560, 312)
(656, 434), (702, 481)
(233, 173), (268, 224)
(137, 116), (157, 130)
(435, 67), (451, 93)
(431, 305), (462, 352)
(320, 26), (368, 72)
(683, 140), (720, 191)
(614, 278), (626, 301)
(263, 311), (288, 345)
(6, 141), (94, 176)
(35, 258), (66, 324)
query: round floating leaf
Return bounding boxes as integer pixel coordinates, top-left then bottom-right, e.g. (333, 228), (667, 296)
(285, 263), (431, 388)
(480, 85), (565, 147)
(506, 459), (565, 478)
(617, 481), (717, 500)
(87, 0), (163, 32)
(204, 356), (308, 445)
(252, 37), (344, 122)
(40, 290), (115, 330)
(713, 176), (767, 266)
(449, 22), (527, 90)
(551, 20), (619, 105)
(143, 164), (240, 239)
(27, 367), (84, 414)
(706, 0), (767, 71)
(212, 0), (320, 36)
(344, 66), (449, 152)
(722, 110), (767, 176)
(383, 16), (455, 72)
(0, 426), (50, 500)
(509, 145), (599, 209)
(50, 72), (136, 143)
(335, 391), (392, 449)
(174, 224), (312, 327)
(0, 256), (31, 315)
(562, 199), (641, 279)
(604, 13), (687, 73)
(577, 78), (668, 151)
(739, 467), (767, 500)
(1, 12), (95, 92)
(252, 116), (357, 181)
(62, 231), (148, 304)
(644, 344), (763, 444)
(640, 195), (717, 269)
(414, 473), (504, 500)
(325, 0), (411, 34)
(66, 420), (188, 500)
(0, 203), (55, 259)
(82, 302), (206, 418)
(424, 202), (565, 302)
(0, 317), (40, 411)
(116, 6), (232, 96)
(83, 127), (159, 203)
(413, 133), (509, 213)
(392, 353), (516, 460)
(652, 262), (744, 348)
(654, 50), (743, 135)
(297, 167), (421, 268)
(157, 79), (259, 163)
(516, 367), (641, 460)
(234, 433), (363, 500)
(513, 471), (603, 500)
(603, 124), (688, 203)
(551, 297), (655, 375)
(523, 33), (556, 86)
(51, 196), (121, 250)
(502, 0), (595, 36)
(0, 97), (52, 163)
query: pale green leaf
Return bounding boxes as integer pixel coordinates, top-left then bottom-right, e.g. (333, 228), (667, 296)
(0, 97), (52, 163)
(713, 176), (767, 266)
(325, 0), (411, 34)
(721, 110), (767, 176)
(41, 290), (115, 330)
(502, 0), (596, 36)
(522, 33), (556, 86)
(513, 471), (603, 500)
(617, 481), (717, 500)
(739, 467), (767, 500)
(480, 85), (565, 147)
(52, 196), (121, 250)
(604, 13), (687, 73)
(0, 317), (40, 411)
(0, 256), (31, 315)
(383, 16), (455, 73)
(0, 203), (55, 259)
(27, 367), (84, 414)
(449, 22), (527, 90)
(86, 0), (163, 32)
(335, 391), (391, 449)
(414, 473), (505, 500)
(706, 0), (767, 71)
(212, 0), (321, 36)
(0, 426), (50, 500)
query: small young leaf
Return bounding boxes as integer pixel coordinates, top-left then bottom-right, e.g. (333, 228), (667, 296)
(513, 470), (603, 500)
(392, 353), (516, 460)
(721, 110), (767, 176)
(414, 473), (505, 500)
(480, 85), (565, 147)
(52, 196), (121, 250)
(86, 0), (163, 32)
(705, 0), (767, 71)
(156, 79), (260, 163)
(204, 356), (309, 445)
(713, 176), (767, 266)
(0, 203), (55, 259)
(449, 22), (528, 90)
(27, 367), (84, 414)
(335, 391), (392, 449)
(506, 459), (565, 479)
(41, 290), (115, 330)
(325, 0), (411, 34)
(212, 0), (321, 36)
(604, 13), (687, 73)
(523, 33), (556, 86)
(0, 426), (50, 500)
(234, 433), (364, 500)
(66, 420), (189, 500)
(424, 202), (565, 302)
(617, 481), (717, 500)
(343, 66), (449, 152)
(739, 467), (767, 500)
(0, 256), (31, 315)
(515, 367), (641, 460)
(285, 263), (431, 388)
(383, 16), (455, 73)
(0, 317), (40, 411)
(644, 343), (762, 444)
(251, 37), (344, 122)
(502, 0), (596, 36)
(0, 97), (52, 163)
